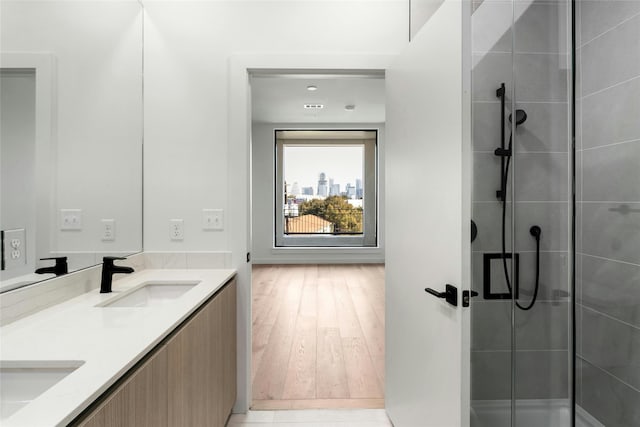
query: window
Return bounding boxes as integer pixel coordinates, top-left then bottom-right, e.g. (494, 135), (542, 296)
(274, 130), (377, 247)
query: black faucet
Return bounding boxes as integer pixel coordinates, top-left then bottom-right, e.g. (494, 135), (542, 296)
(100, 256), (134, 293)
(35, 257), (68, 276)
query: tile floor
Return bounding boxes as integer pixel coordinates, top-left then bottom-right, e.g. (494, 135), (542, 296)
(227, 409), (393, 426)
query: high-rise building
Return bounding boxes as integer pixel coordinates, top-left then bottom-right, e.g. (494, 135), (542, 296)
(290, 181), (300, 196)
(302, 186), (314, 195)
(356, 178), (363, 198)
(317, 172), (328, 197)
(330, 183), (340, 196)
(345, 183), (356, 198)
(328, 178), (335, 195)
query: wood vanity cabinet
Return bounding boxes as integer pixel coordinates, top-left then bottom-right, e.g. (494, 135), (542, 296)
(73, 278), (237, 427)
(166, 278), (237, 426)
(75, 346), (169, 427)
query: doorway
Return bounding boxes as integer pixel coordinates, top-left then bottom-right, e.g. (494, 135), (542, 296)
(249, 71), (386, 410)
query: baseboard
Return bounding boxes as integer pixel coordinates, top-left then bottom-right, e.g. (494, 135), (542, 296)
(251, 398), (385, 410)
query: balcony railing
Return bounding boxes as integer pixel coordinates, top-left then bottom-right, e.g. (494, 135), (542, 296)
(284, 209), (363, 235)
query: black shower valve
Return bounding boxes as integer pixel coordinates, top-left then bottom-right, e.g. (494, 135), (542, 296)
(529, 225), (542, 239)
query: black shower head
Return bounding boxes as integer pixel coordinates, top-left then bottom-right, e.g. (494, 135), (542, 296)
(509, 109), (528, 126)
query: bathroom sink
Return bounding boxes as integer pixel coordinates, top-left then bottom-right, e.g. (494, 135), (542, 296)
(0, 360), (84, 420)
(97, 281), (200, 308)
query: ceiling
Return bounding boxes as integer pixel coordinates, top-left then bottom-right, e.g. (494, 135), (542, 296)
(250, 74), (385, 124)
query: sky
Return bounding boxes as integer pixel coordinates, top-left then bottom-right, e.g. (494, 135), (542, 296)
(283, 146), (363, 190)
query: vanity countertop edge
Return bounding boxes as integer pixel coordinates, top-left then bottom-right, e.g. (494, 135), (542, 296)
(0, 268), (237, 427)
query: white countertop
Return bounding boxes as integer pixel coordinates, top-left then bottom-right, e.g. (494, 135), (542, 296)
(0, 268), (236, 427)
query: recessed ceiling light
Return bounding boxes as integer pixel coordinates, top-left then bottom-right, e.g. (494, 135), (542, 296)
(344, 104), (356, 111)
(304, 104), (324, 109)
(306, 85), (318, 91)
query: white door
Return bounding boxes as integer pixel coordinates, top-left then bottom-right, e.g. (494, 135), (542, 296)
(385, 0), (471, 426)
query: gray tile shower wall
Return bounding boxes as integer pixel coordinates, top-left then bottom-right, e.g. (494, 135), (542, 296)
(580, 13), (640, 95)
(580, 254), (640, 327)
(576, 2), (640, 425)
(470, 0), (571, 401)
(472, 251), (570, 300)
(472, 301), (569, 351)
(581, 307), (640, 390)
(472, 202), (569, 252)
(581, 78), (640, 149)
(579, 360), (640, 427)
(472, 350), (569, 400)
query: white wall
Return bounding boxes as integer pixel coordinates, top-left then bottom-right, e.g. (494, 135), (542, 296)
(410, 0), (446, 39)
(1, 1), (143, 271)
(251, 122), (385, 264)
(143, 0), (407, 412)
(143, 1), (406, 252)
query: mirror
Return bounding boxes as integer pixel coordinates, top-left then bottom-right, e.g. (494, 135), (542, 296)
(0, 0), (144, 292)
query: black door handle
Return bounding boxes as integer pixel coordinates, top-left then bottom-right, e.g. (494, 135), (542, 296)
(425, 284), (458, 307)
(425, 288), (445, 298)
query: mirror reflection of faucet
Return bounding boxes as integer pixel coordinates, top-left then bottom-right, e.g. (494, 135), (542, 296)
(100, 257), (134, 293)
(35, 257), (68, 276)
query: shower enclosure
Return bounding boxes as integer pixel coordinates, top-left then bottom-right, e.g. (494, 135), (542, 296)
(470, 0), (640, 426)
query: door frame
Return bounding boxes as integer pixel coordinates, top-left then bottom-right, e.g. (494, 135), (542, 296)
(228, 53), (397, 412)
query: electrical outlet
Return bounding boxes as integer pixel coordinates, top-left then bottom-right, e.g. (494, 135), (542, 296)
(60, 209), (83, 230)
(170, 219), (184, 241)
(101, 219), (116, 241)
(202, 209), (224, 231)
(2, 228), (26, 270)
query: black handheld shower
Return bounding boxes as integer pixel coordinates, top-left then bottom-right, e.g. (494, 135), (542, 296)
(494, 84), (541, 311)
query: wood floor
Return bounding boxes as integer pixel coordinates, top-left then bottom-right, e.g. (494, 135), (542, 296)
(251, 264), (385, 410)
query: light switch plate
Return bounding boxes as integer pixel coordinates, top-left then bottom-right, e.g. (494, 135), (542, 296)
(202, 209), (223, 230)
(60, 209), (83, 230)
(2, 228), (26, 270)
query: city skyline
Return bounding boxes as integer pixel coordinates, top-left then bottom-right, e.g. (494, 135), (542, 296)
(283, 145), (363, 192)
(286, 176), (362, 197)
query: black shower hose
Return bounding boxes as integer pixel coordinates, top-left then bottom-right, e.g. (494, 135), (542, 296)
(500, 140), (541, 311)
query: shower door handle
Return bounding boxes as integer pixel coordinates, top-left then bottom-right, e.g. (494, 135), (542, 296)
(424, 284), (458, 307)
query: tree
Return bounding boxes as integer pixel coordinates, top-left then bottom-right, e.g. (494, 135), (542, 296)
(299, 196), (363, 233)
(298, 198), (326, 218)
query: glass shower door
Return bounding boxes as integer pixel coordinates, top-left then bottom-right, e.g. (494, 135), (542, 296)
(511, 0), (573, 424)
(470, 0), (517, 424)
(472, 0), (640, 425)
(470, 0), (573, 425)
